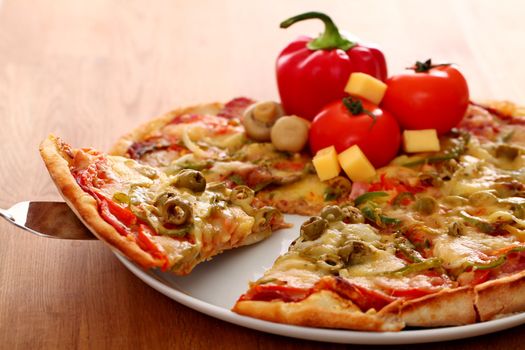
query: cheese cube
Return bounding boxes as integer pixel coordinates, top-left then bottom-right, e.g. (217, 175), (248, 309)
(344, 72), (387, 105)
(337, 145), (376, 182)
(312, 146), (341, 181)
(403, 129), (441, 153)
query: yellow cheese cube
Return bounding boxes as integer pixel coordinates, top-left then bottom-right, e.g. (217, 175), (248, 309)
(312, 146), (341, 181)
(337, 145), (376, 182)
(403, 129), (441, 153)
(344, 72), (387, 105)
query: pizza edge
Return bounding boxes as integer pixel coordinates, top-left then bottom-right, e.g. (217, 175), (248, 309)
(39, 134), (163, 269)
(109, 102), (224, 156)
(232, 274), (525, 331)
(232, 289), (404, 332)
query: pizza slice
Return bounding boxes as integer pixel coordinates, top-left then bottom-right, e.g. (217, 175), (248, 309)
(109, 98), (352, 216)
(232, 204), (474, 331)
(39, 135), (288, 275)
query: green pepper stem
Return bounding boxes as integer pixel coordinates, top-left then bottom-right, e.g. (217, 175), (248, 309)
(280, 12), (355, 51)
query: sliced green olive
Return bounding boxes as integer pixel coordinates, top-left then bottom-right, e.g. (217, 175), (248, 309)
(155, 192), (193, 225)
(174, 169), (206, 193)
(413, 197), (438, 216)
(447, 221), (465, 236)
(320, 205), (343, 222)
(338, 240), (372, 265)
(242, 101), (284, 141)
(253, 206), (282, 233)
(468, 191), (499, 207)
(340, 205), (365, 224)
(230, 185), (255, 206)
(270, 116), (309, 152)
(495, 144), (521, 161)
(300, 216), (328, 241)
(418, 172), (443, 187)
(316, 253), (344, 273)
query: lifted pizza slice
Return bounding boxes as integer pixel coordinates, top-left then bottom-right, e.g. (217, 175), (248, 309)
(40, 135), (288, 275)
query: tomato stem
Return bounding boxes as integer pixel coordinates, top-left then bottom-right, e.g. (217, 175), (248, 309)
(409, 59), (451, 73)
(342, 96), (377, 126)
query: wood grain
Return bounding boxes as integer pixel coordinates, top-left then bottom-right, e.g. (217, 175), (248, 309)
(1, 0), (525, 348)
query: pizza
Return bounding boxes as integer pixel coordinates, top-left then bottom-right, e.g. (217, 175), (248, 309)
(37, 8), (525, 331)
(39, 135), (288, 274)
(232, 101), (525, 331)
(109, 98), (352, 216)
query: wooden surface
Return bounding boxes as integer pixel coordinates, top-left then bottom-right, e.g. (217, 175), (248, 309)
(1, 0), (525, 348)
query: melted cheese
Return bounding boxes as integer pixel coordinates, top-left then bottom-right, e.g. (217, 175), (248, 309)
(342, 249), (406, 277)
(90, 153), (263, 273)
(432, 233), (516, 269)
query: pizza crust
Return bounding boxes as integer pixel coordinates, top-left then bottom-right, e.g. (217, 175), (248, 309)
(400, 287), (477, 327)
(232, 289), (404, 332)
(475, 270), (525, 321)
(109, 103), (223, 157)
(39, 135), (163, 269)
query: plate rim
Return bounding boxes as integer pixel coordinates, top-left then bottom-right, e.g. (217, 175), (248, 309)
(115, 253), (525, 345)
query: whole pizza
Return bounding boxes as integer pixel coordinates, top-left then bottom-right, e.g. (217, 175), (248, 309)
(39, 11), (525, 332)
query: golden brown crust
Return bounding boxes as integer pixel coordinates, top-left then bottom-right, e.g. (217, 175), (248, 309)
(109, 102), (224, 156)
(39, 135), (163, 269)
(401, 287), (477, 327)
(475, 270), (525, 321)
(232, 290), (404, 332)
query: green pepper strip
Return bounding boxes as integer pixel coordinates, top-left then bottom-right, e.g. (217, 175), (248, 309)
(360, 205), (400, 228)
(459, 210), (495, 234)
(383, 258), (442, 277)
(395, 242), (423, 263)
(354, 191), (388, 206)
(471, 246), (525, 271)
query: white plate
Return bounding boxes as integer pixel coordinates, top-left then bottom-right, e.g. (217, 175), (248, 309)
(115, 214), (525, 345)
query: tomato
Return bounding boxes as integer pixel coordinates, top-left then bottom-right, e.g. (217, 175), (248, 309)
(309, 97), (401, 168)
(240, 284), (312, 302)
(381, 60), (469, 134)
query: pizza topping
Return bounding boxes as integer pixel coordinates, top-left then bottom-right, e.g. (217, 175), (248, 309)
(300, 216), (329, 241)
(173, 169), (207, 193)
(412, 196), (438, 216)
(270, 115), (309, 152)
(312, 146), (341, 181)
(403, 129), (441, 153)
(242, 101), (284, 142)
(217, 97), (255, 119)
(229, 185), (255, 212)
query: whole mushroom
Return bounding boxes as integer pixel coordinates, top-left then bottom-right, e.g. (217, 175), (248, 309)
(242, 101), (284, 141)
(271, 115), (310, 152)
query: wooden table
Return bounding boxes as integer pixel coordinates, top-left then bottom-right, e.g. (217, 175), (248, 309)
(1, 1), (525, 348)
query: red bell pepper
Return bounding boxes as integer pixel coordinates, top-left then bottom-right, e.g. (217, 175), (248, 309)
(276, 12), (387, 120)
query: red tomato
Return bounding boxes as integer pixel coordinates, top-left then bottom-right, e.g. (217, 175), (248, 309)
(381, 61), (469, 134)
(309, 98), (401, 168)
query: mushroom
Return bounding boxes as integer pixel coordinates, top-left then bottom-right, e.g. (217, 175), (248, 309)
(271, 115), (309, 152)
(242, 101), (284, 141)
